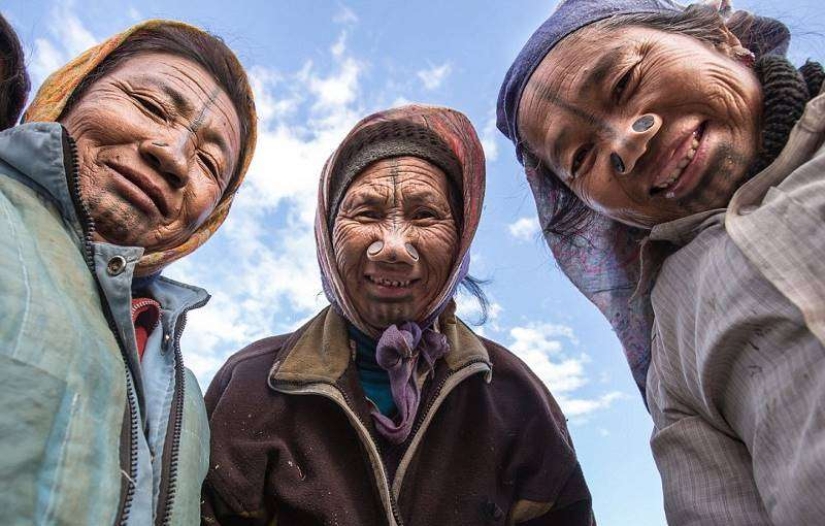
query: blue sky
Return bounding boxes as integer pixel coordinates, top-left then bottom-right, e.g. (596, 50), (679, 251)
(5, 0), (822, 523)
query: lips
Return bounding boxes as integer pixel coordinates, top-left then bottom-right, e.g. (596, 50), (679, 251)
(366, 275), (414, 288)
(650, 122), (706, 197)
(106, 162), (169, 216)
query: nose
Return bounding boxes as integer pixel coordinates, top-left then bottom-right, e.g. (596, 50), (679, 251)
(138, 132), (193, 188)
(366, 227), (419, 265)
(609, 113), (662, 175)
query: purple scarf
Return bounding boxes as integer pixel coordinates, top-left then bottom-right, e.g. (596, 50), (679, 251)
(370, 323), (449, 443)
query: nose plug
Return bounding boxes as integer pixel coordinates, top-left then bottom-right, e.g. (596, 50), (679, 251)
(366, 241), (420, 261)
(611, 115), (658, 174)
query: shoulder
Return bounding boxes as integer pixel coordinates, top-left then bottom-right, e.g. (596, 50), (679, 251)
(204, 332), (295, 410)
(475, 334), (572, 437)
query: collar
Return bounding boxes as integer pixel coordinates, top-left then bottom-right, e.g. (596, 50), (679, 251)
(269, 307), (492, 387)
(0, 122), (80, 227)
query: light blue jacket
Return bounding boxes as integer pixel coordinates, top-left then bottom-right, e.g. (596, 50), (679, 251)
(0, 122), (210, 525)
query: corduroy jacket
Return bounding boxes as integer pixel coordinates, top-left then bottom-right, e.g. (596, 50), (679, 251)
(202, 307), (593, 526)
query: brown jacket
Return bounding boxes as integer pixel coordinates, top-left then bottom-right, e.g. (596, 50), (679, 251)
(202, 307), (593, 526)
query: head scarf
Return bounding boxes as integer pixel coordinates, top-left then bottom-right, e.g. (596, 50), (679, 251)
(496, 0), (791, 395)
(316, 104), (485, 442)
(24, 19), (258, 276)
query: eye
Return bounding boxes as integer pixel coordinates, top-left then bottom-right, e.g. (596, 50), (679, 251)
(198, 153), (220, 180)
(355, 209), (382, 221)
(571, 144), (593, 177)
(135, 95), (167, 120)
(412, 208), (440, 221)
(613, 65), (637, 103)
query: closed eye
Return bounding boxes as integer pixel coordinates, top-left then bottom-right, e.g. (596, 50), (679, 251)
(613, 64), (637, 103)
(198, 152), (220, 181)
(135, 95), (167, 120)
(571, 144), (593, 177)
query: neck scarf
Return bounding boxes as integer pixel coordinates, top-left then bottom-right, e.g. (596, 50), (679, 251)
(315, 104), (485, 443)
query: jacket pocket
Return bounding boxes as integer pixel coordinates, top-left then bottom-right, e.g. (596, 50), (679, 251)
(0, 354), (75, 525)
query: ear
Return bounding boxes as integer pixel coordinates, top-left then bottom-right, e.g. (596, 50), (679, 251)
(716, 24), (755, 67)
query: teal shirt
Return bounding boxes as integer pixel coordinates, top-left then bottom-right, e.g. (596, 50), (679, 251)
(347, 325), (397, 416)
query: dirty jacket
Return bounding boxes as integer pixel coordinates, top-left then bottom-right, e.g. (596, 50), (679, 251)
(202, 307), (593, 526)
(0, 122), (209, 525)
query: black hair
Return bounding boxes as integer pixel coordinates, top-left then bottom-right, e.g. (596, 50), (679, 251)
(0, 12), (31, 130)
(458, 274), (491, 326)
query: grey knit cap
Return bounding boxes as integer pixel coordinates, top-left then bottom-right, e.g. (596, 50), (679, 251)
(328, 119), (463, 225)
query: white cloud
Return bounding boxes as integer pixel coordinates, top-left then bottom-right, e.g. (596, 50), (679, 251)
(479, 113), (500, 162)
(30, 1), (98, 86)
(508, 216), (541, 242)
(506, 322), (624, 419)
(165, 24), (369, 388)
(417, 62), (452, 91)
(333, 5), (358, 25)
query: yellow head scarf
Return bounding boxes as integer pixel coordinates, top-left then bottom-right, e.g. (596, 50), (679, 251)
(24, 19), (258, 276)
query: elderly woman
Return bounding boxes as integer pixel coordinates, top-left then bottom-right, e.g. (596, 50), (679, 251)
(0, 21), (255, 525)
(202, 104), (593, 526)
(497, 0), (825, 523)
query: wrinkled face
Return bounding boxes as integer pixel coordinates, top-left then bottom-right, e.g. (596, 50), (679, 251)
(519, 25), (762, 228)
(333, 156), (459, 331)
(60, 52), (241, 251)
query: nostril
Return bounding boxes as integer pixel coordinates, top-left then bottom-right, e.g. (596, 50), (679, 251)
(610, 152), (626, 174)
(632, 115), (655, 133)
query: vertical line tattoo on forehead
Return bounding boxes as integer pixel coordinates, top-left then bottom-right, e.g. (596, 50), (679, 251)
(390, 157), (400, 231)
(188, 86), (221, 134)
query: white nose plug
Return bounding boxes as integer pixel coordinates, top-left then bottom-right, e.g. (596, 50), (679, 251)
(365, 240), (420, 261)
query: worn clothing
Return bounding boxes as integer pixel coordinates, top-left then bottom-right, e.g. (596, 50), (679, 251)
(0, 122), (209, 525)
(202, 307), (593, 526)
(645, 84), (825, 524)
(350, 325), (396, 416)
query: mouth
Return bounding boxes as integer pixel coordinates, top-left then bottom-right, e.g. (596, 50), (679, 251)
(650, 122), (707, 199)
(365, 274), (418, 289)
(105, 162), (169, 216)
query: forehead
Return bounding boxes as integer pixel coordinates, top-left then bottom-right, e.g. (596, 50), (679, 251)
(91, 51), (241, 148)
(346, 156), (452, 197)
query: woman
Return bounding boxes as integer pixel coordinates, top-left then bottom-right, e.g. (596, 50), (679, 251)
(497, 0), (824, 523)
(202, 104), (593, 526)
(0, 20), (256, 525)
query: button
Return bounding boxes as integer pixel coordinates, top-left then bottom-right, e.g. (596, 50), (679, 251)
(106, 255), (127, 276)
(739, 205), (758, 216)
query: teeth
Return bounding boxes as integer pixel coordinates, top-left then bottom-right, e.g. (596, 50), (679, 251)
(653, 140), (700, 191)
(367, 276), (412, 288)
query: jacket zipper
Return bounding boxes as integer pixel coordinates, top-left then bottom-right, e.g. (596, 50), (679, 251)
(63, 131), (139, 526)
(392, 360), (490, 498)
(272, 381), (404, 526)
(155, 295), (208, 526)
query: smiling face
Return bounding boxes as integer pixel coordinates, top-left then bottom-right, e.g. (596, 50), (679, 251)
(332, 156), (459, 331)
(60, 51), (241, 251)
(518, 25), (762, 228)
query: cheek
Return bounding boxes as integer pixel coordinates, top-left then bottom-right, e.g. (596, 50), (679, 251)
(417, 223), (458, 281)
(332, 221), (373, 275)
